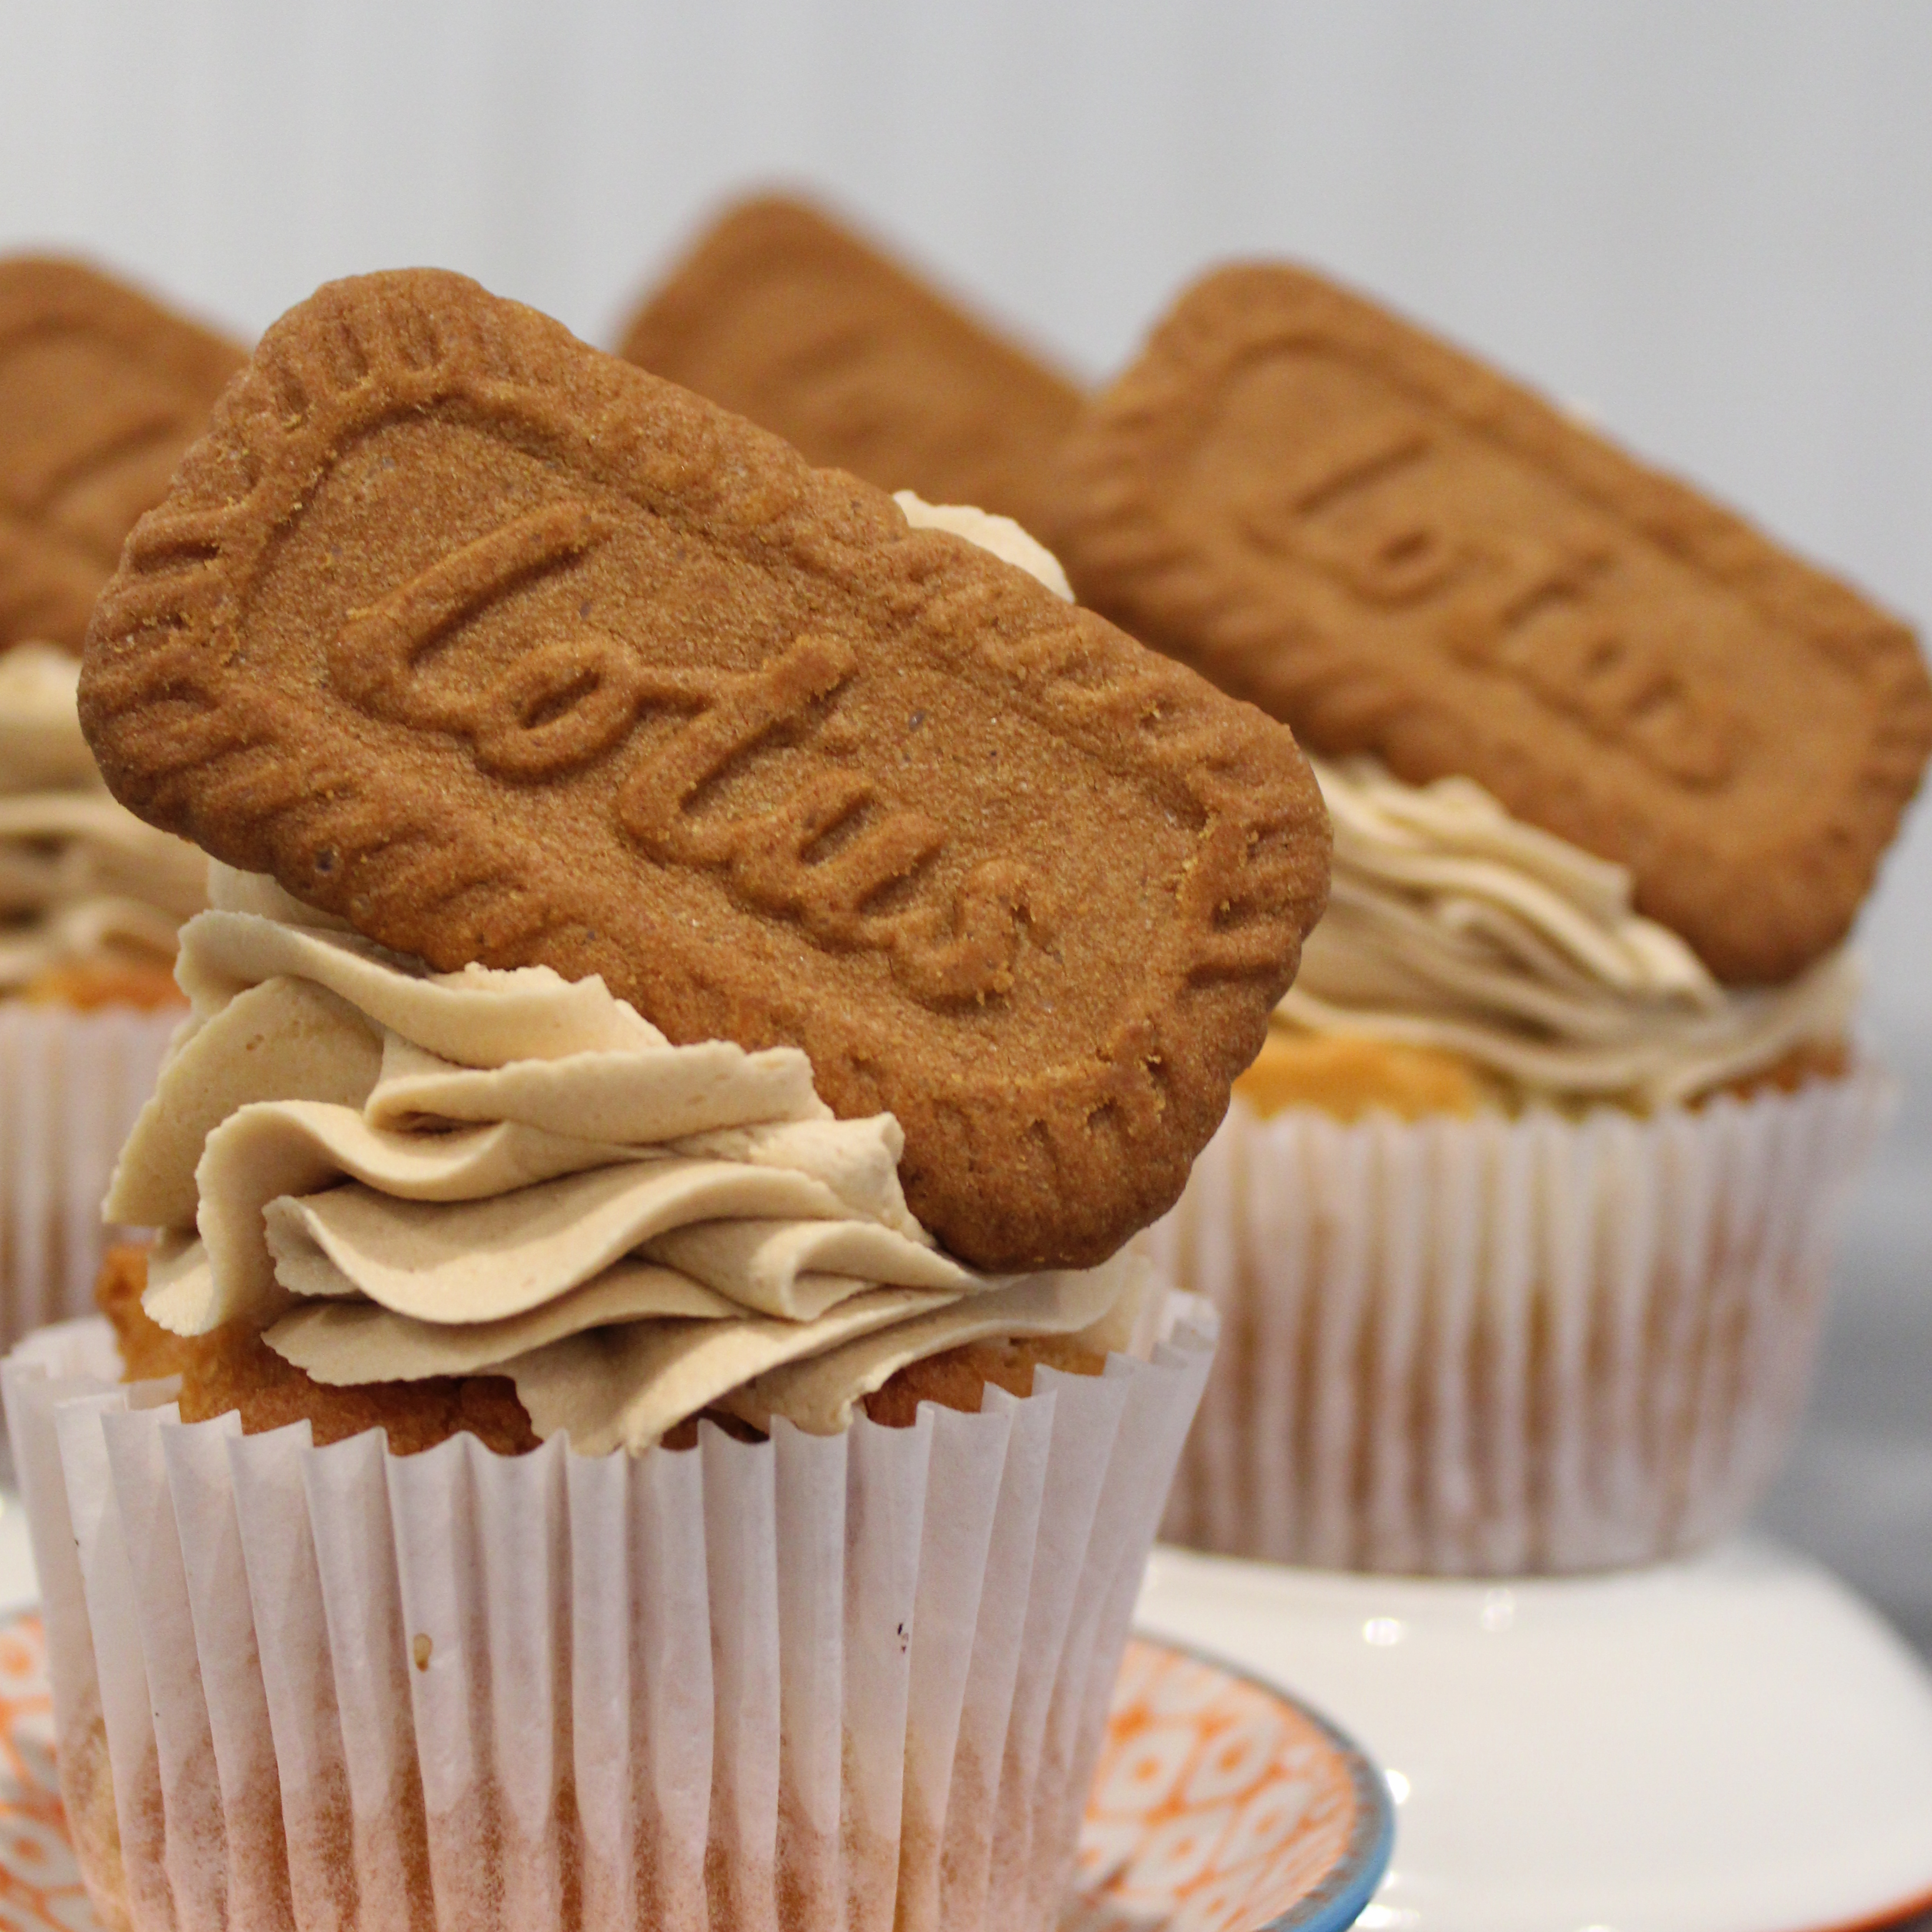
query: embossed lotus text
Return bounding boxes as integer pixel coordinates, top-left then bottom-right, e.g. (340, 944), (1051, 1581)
(330, 501), (1040, 1005)
(1219, 355), (1741, 786)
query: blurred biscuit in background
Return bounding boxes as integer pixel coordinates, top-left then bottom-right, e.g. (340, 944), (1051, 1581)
(619, 192), (1083, 538)
(1052, 261), (1932, 984)
(0, 257), (245, 653)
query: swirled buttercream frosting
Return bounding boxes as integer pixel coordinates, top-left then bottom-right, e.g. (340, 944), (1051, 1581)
(0, 644), (207, 992)
(108, 867), (1138, 1454)
(1282, 754), (1857, 1107)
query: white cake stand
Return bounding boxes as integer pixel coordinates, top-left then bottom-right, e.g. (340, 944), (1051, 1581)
(1135, 1537), (1932, 1932)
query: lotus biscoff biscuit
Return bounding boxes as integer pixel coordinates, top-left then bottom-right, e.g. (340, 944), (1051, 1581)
(1050, 262), (1932, 984)
(620, 194), (1084, 542)
(0, 257), (245, 653)
(79, 268), (1330, 1272)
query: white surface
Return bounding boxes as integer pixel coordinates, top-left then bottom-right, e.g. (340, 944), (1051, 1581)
(1136, 1538), (1932, 1932)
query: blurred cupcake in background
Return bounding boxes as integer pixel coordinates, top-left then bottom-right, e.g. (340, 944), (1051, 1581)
(0, 257), (242, 1336)
(0, 644), (201, 1011)
(1053, 260), (1932, 1575)
(1141, 749), (1890, 1574)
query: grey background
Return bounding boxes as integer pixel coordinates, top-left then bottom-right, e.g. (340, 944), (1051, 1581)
(2, 0), (1927, 1639)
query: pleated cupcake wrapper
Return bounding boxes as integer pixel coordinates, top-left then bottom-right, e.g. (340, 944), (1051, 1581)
(0, 1003), (182, 1348)
(1140, 1070), (1891, 1576)
(4, 1298), (1215, 1932)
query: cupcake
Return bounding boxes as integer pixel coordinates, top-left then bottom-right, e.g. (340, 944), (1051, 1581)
(1139, 753), (1894, 1574)
(5, 268), (1328, 1931)
(0, 643), (207, 1336)
(0, 258), (242, 1338)
(1051, 261), (1932, 1575)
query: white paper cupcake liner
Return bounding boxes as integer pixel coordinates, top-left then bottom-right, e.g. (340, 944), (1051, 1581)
(1139, 1070), (1891, 1575)
(0, 1003), (182, 1348)
(3, 1297), (1215, 1932)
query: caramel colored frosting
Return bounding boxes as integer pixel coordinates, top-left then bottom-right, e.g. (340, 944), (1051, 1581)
(0, 645), (207, 993)
(108, 868), (1137, 1454)
(1282, 754), (1858, 1108)
(894, 491), (1075, 599)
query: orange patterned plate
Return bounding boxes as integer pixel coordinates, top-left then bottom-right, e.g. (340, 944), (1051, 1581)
(1069, 1635), (1393, 1931)
(0, 1615), (1391, 1932)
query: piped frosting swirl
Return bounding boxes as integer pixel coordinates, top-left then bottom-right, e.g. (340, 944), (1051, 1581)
(1283, 754), (1857, 1106)
(109, 867), (1135, 1454)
